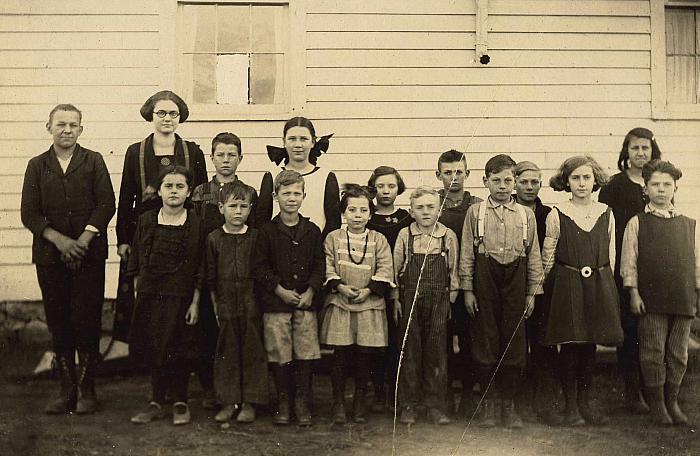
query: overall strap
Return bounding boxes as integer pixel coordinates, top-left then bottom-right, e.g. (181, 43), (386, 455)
(138, 138), (147, 201)
(440, 233), (451, 285)
(476, 201), (486, 241)
(514, 202), (530, 252)
(181, 139), (190, 170)
(473, 202), (486, 255)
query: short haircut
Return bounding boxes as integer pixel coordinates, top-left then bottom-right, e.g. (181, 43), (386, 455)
(339, 183), (375, 213)
(219, 180), (254, 204)
(642, 159), (682, 183)
(409, 185), (440, 203)
(211, 132), (242, 156)
(484, 154), (517, 177)
(549, 155), (608, 192)
(140, 90), (189, 122)
(157, 165), (193, 189)
(437, 149), (468, 171)
(48, 104), (82, 125)
(274, 169), (305, 193)
(367, 166), (406, 195)
(617, 127), (662, 172)
(514, 161), (541, 178)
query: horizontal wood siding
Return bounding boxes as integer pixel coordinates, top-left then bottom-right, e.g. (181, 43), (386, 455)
(0, 1), (159, 300)
(1, 0), (700, 301)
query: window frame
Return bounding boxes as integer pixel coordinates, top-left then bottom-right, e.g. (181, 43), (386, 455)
(651, 0), (700, 119)
(160, 0), (306, 121)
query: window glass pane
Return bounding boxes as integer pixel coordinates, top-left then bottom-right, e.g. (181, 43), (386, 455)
(666, 8), (695, 55)
(217, 5), (250, 53)
(667, 56), (697, 103)
(250, 54), (284, 104)
(192, 54), (217, 104)
(181, 4), (216, 53)
(216, 54), (249, 105)
(697, 11), (700, 57)
(251, 6), (286, 53)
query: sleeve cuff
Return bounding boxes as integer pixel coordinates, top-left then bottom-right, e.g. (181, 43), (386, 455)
(370, 275), (396, 288)
(326, 279), (342, 291)
(368, 280), (388, 297)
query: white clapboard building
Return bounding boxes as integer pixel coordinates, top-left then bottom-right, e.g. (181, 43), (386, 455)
(1, 0), (700, 301)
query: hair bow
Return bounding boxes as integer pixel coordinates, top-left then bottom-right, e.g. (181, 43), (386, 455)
(266, 133), (334, 166)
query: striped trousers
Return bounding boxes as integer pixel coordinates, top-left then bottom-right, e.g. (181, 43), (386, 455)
(397, 289), (450, 411)
(638, 313), (692, 387)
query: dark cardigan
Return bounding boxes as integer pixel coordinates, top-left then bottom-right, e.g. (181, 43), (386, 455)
(21, 144), (116, 265)
(116, 133), (207, 246)
(253, 215), (325, 313)
(125, 209), (205, 297)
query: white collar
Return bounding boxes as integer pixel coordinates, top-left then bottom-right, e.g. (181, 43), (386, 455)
(222, 224), (248, 234)
(157, 209), (187, 226)
(557, 200), (607, 220)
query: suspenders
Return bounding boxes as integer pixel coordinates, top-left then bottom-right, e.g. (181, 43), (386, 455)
(475, 201), (529, 254)
(138, 138), (190, 202)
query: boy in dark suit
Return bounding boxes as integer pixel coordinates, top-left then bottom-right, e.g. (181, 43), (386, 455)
(254, 170), (325, 427)
(21, 104), (116, 414)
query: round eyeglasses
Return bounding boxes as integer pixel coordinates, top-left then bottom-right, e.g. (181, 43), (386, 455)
(154, 110), (180, 118)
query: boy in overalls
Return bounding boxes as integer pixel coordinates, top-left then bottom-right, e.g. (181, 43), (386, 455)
(393, 186), (459, 425)
(460, 154), (543, 428)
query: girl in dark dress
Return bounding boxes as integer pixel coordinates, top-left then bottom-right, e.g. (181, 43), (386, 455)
(115, 90), (213, 406)
(598, 127), (661, 414)
(366, 166), (413, 411)
(542, 156), (623, 426)
(127, 166), (205, 426)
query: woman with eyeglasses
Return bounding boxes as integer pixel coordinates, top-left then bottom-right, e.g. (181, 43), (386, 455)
(116, 90), (207, 263)
(115, 91), (208, 387)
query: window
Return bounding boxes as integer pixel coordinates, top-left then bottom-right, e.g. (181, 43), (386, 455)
(173, 1), (305, 120)
(652, 0), (700, 118)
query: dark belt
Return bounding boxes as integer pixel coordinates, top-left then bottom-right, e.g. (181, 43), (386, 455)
(556, 261), (609, 278)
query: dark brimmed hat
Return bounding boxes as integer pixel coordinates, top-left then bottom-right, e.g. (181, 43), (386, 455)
(140, 90), (189, 123)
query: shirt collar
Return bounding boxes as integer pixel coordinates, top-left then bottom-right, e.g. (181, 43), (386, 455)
(486, 195), (517, 211)
(157, 209), (187, 226)
(645, 202), (679, 218)
(409, 221), (447, 237)
(211, 175), (238, 187)
(222, 224), (248, 234)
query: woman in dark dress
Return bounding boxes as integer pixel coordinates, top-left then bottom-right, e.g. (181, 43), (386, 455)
(115, 90), (211, 402)
(116, 90), (207, 255)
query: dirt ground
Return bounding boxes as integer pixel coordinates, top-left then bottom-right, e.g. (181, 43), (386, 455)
(1, 344), (699, 456)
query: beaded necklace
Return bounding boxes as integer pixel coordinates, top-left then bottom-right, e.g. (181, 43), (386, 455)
(346, 229), (369, 265)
